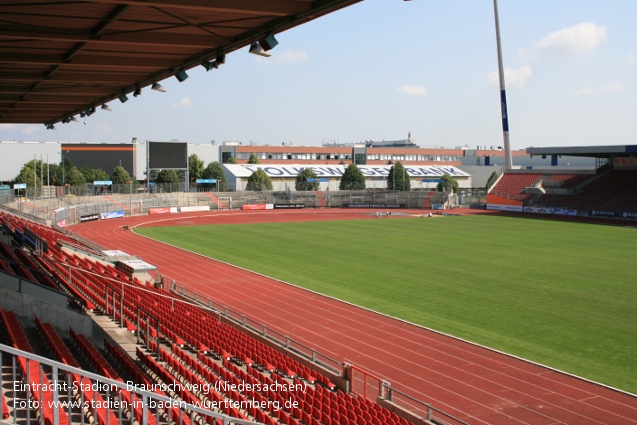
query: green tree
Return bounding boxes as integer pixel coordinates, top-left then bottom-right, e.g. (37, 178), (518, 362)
(65, 167), (87, 195)
(339, 164), (366, 190)
(437, 173), (459, 195)
(79, 166), (110, 183)
(247, 153), (260, 164)
(295, 168), (320, 191)
(13, 160), (43, 189)
(386, 162), (411, 191)
(246, 169), (272, 191)
(188, 154), (205, 181)
(225, 156), (238, 164)
(111, 166), (132, 185)
(156, 169), (181, 184)
(48, 163), (63, 186)
(486, 171), (499, 191)
(202, 161), (228, 191)
(155, 169), (181, 192)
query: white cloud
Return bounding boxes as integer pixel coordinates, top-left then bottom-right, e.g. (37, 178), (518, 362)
(520, 22), (608, 60)
(487, 66), (533, 88)
(601, 81), (623, 93)
(574, 87), (595, 96)
(171, 96), (192, 109)
(574, 81), (622, 96)
(21, 126), (39, 135)
(257, 49), (309, 65)
(622, 52), (636, 64)
(98, 123), (112, 134)
(396, 85), (428, 96)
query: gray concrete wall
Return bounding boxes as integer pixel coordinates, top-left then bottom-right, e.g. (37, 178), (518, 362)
(0, 286), (92, 335)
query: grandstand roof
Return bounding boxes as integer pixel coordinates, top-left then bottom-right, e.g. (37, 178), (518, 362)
(527, 145), (637, 158)
(0, 0), (362, 126)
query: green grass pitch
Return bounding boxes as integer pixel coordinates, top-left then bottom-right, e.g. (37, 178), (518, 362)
(136, 215), (637, 393)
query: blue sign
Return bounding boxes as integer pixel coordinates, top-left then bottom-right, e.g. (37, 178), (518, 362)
(307, 178), (316, 182)
(307, 178), (329, 183)
(101, 210), (125, 220)
(93, 180), (113, 186)
(421, 179), (443, 183)
(196, 179), (217, 184)
(319, 178), (329, 183)
(13, 183), (27, 189)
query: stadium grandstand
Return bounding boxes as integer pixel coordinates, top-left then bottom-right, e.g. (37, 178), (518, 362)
(487, 145), (637, 220)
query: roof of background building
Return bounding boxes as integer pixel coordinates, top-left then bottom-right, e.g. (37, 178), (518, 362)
(527, 145), (637, 158)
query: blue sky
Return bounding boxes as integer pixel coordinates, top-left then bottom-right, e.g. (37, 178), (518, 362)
(1, 0), (635, 150)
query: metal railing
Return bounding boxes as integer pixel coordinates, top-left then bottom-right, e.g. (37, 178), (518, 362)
(383, 383), (470, 425)
(0, 343), (256, 425)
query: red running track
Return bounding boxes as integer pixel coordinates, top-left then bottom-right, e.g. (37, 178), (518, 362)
(72, 209), (637, 425)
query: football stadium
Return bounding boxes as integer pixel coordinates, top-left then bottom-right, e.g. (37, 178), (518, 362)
(1, 2), (637, 425)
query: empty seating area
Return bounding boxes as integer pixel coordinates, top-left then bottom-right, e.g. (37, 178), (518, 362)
(536, 169), (637, 213)
(542, 173), (592, 189)
(1, 210), (416, 425)
(489, 173), (542, 201)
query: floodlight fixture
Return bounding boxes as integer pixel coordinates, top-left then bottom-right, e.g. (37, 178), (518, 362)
(215, 54), (226, 64)
(151, 82), (166, 92)
(119, 94), (129, 103)
(101, 104), (112, 111)
(249, 42), (271, 57)
(201, 61), (215, 71)
(175, 70), (189, 82)
(71, 116), (79, 122)
(258, 34), (279, 51)
(133, 87), (142, 97)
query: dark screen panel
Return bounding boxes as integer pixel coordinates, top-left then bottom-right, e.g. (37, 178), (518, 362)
(62, 144), (134, 175)
(148, 141), (187, 169)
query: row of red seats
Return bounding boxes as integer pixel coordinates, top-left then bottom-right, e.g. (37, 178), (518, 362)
(0, 309), (69, 425)
(69, 327), (161, 425)
(158, 346), (248, 422)
(35, 315), (119, 425)
(104, 338), (191, 425)
(135, 347), (197, 425)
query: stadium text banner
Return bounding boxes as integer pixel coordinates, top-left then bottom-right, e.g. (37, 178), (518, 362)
(240, 165), (470, 178)
(93, 180), (113, 186)
(80, 214), (100, 222)
(343, 203), (405, 209)
(13, 183), (27, 189)
(196, 179), (217, 184)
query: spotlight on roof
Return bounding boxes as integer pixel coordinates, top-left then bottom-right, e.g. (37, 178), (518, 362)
(151, 82), (166, 93)
(71, 116), (79, 122)
(62, 117), (71, 124)
(258, 34), (279, 51)
(215, 54), (226, 64)
(175, 70), (189, 82)
(101, 104), (112, 111)
(133, 87), (142, 97)
(249, 42), (271, 57)
(201, 61), (216, 72)
(45, 124), (55, 130)
(119, 94), (129, 103)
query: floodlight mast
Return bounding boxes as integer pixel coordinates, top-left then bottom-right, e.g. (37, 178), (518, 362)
(493, 0), (513, 170)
